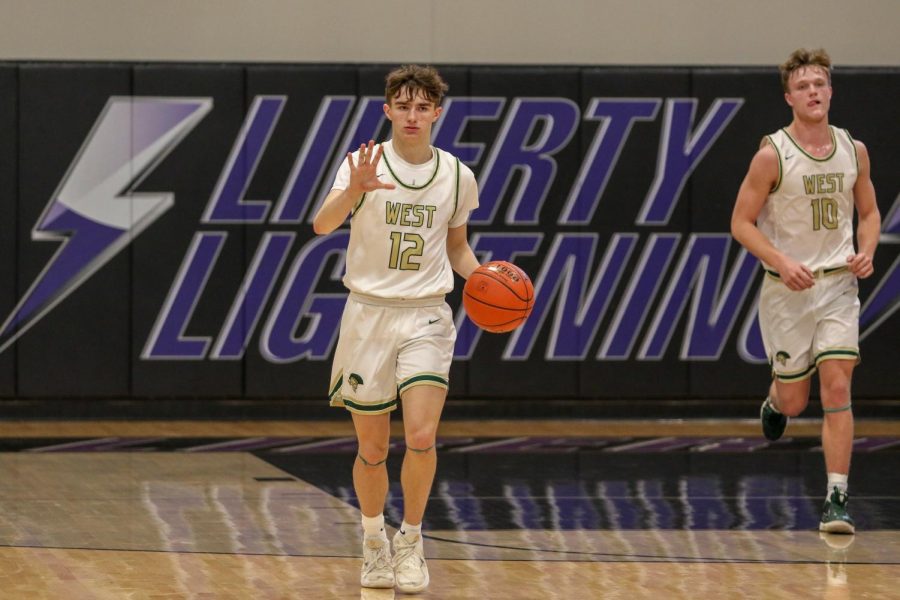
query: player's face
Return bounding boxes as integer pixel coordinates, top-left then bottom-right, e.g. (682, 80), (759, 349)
(384, 88), (442, 143)
(784, 66), (832, 122)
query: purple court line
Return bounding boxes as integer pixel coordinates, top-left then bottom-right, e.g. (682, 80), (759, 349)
(603, 437), (709, 453)
(269, 437), (358, 453)
(858, 438), (900, 451)
(488, 436), (591, 452)
(546, 437), (623, 449)
(448, 437), (532, 453)
(25, 437), (164, 452)
(180, 437), (313, 452)
(692, 438), (770, 452)
(814, 437), (900, 452)
(853, 437), (900, 451)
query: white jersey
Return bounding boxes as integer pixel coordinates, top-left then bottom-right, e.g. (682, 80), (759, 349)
(331, 140), (479, 300)
(757, 126), (858, 272)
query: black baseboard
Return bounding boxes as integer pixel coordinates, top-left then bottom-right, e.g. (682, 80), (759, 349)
(0, 397), (897, 421)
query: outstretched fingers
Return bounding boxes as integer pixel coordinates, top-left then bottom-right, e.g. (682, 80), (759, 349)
(347, 140), (395, 191)
(370, 144), (395, 190)
(358, 140), (373, 166)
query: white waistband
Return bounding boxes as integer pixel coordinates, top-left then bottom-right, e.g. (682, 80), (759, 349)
(348, 292), (446, 308)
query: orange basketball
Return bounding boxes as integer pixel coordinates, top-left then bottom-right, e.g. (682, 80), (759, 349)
(463, 261), (535, 333)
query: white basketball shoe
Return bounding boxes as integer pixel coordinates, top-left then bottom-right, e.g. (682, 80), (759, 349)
(392, 530), (429, 593)
(360, 535), (395, 589)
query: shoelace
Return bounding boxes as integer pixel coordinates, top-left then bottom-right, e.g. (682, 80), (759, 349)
(393, 538), (423, 574)
(364, 543), (391, 574)
(831, 488), (849, 507)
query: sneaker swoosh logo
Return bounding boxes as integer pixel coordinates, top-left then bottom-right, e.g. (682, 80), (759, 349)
(428, 318), (441, 325)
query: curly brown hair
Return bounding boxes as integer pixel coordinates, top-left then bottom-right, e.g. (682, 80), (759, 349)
(385, 65), (449, 106)
(780, 48), (832, 92)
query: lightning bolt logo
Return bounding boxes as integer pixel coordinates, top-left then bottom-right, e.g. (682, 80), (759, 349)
(0, 97), (212, 354)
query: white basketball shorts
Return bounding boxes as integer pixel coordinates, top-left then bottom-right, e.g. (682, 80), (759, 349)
(328, 293), (456, 414)
(759, 269), (860, 382)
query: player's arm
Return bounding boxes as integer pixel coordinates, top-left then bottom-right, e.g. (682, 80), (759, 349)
(312, 141), (395, 235)
(446, 224), (479, 280)
(731, 140), (815, 291)
(847, 140), (881, 279)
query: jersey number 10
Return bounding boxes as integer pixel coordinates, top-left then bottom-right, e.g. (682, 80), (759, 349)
(810, 197), (839, 231)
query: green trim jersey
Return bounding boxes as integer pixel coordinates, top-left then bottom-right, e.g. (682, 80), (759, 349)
(758, 126), (858, 272)
(331, 140), (479, 299)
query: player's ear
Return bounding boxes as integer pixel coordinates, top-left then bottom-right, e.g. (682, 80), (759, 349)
(433, 106), (442, 121)
(784, 92), (793, 107)
(383, 103), (392, 120)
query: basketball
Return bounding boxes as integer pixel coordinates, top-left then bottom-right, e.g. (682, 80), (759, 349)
(463, 261), (535, 333)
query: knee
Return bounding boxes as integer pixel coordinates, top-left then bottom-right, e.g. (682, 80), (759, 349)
(357, 439), (390, 466)
(405, 426), (437, 453)
(775, 391), (807, 417)
(821, 378), (851, 405)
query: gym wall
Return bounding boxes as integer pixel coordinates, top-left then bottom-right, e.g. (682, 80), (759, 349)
(0, 62), (897, 400)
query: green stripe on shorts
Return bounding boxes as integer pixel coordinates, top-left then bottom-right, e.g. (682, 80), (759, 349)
(341, 397), (399, 413)
(398, 373), (448, 393)
(815, 349), (860, 364)
(775, 364), (816, 382)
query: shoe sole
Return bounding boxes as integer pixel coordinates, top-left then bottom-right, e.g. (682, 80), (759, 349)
(361, 579), (395, 589)
(397, 571), (430, 594)
(819, 521), (855, 535)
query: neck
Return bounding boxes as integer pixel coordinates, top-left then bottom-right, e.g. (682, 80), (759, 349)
(390, 136), (433, 164)
(787, 117), (830, 145)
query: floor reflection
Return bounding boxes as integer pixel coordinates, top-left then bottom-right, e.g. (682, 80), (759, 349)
(0, 443), (896, 598)
(262, 449), (898, 532)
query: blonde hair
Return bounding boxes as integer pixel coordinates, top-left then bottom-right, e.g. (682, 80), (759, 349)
(780, 48), (832, 92)
(385, 64), (448, 106)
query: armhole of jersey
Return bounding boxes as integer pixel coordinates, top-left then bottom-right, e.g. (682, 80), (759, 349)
(350, 193), (366, 218)
(451, 157), (461, 223)
(767, 135), (783, 193)
(843, 128), (859, 171)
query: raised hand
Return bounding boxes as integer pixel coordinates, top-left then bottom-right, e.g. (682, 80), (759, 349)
(347, 140), (396, 194)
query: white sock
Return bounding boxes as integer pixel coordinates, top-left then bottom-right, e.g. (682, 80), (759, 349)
(827, 473), (849, 496)
(399, 520), (421, 539)
(361, 513), (387, 540)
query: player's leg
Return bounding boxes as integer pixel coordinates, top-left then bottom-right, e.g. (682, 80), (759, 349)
(772, 377), (812, 416)
(758, 277), (814, 440)
(391, 302), (453, 593)
(353, 412), (392, 522)
(395, 301), (453, 525)
(817, 359), (856, 534)
(819, 359), (854, 473)
(391, 384), (445, 593)
(399, 384), (446, 526)
(330, 297), (403, 588)
(762, 376), (811, 441)
(814, 271), (860, 533)
(352, 412), (395, 587)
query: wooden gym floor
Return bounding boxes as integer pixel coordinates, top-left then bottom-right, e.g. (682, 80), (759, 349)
(0, 417), (898, 599)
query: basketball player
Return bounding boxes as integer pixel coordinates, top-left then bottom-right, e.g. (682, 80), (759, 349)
(313, 65), (481, 592)
(731, 48), (881, 534)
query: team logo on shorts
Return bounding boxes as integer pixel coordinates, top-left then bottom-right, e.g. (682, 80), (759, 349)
(348, 373), (364, 392)
(775, 351), (791, 366)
